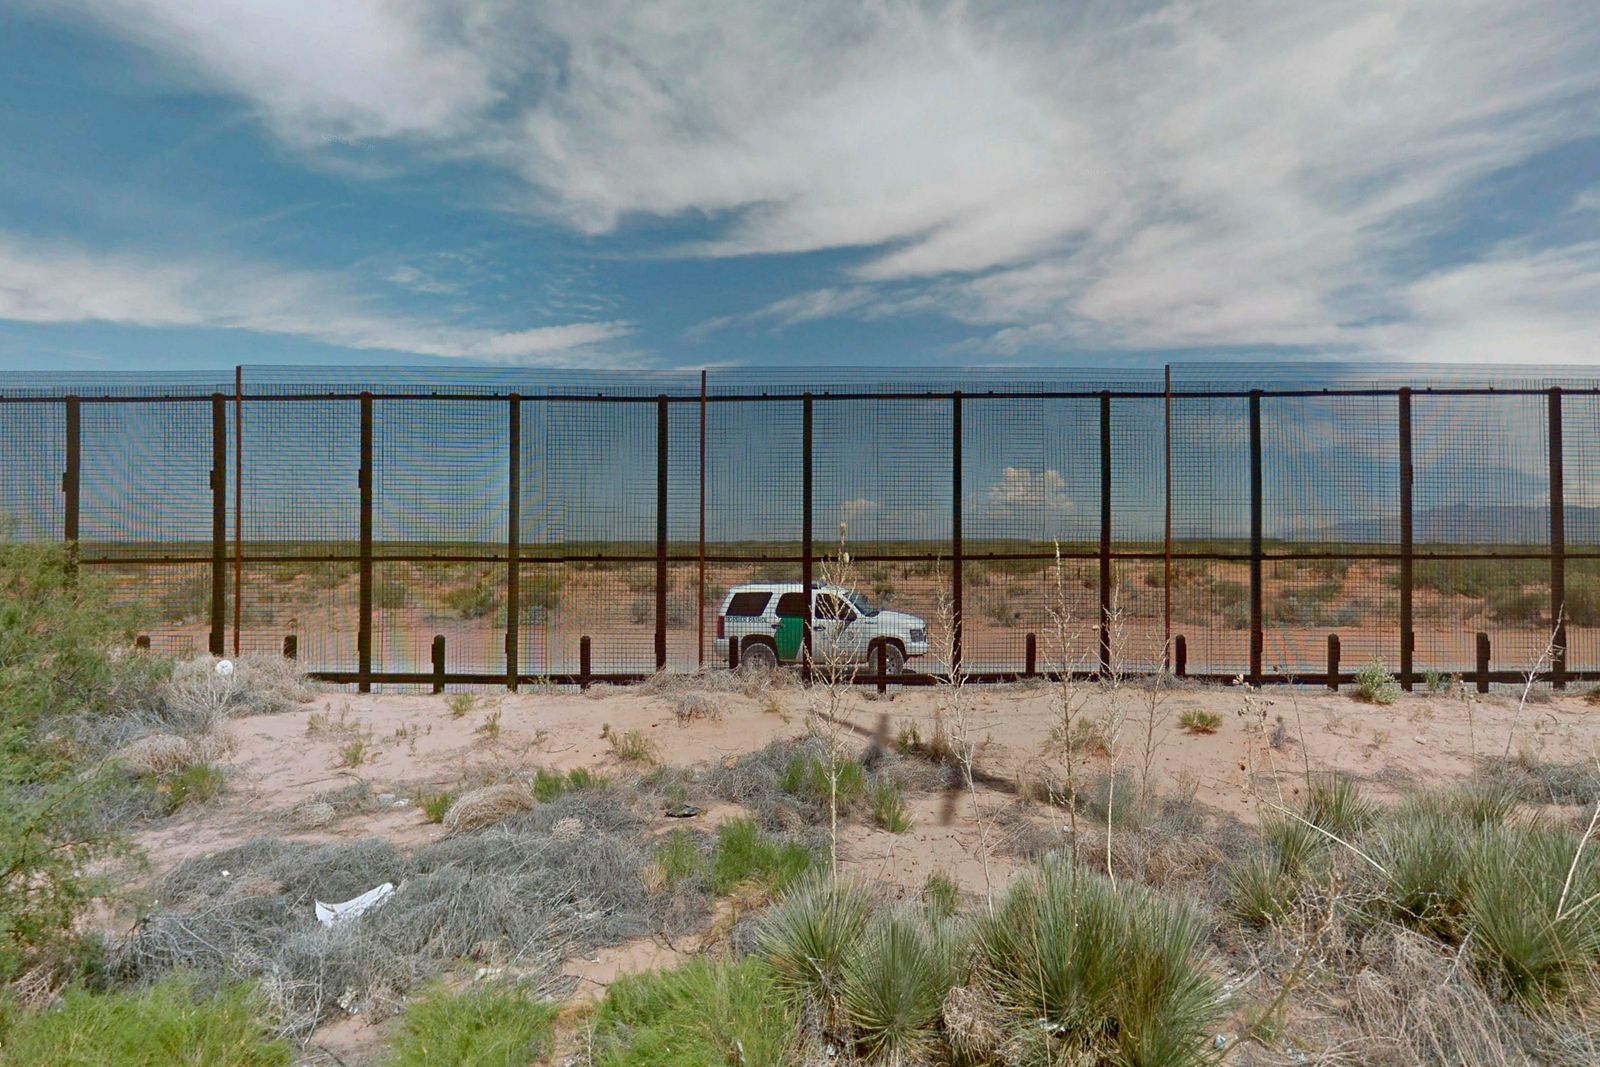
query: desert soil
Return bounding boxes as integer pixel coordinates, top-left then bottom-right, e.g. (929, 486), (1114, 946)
(129, 676), (1600, 1064)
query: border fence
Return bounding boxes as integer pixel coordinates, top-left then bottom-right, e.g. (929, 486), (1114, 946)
(3, 363), (1598, 691)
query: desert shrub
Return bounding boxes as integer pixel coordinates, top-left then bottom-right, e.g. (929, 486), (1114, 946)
(532, 766), (607, 803)
(443, 783), (535, 833)
(652, 829), (706, 890)
(1490, 587), (1547, 625)
(606, 728), (658, 764)
(150, 762), (225, 814)
(0, 542), (156, 980)
(1353, 658), (1401, 705)
(758, 878), (874, 1012)
(443, 583), (498, 620)
(590, 958), (795, 1067)
(386, 980), (558, 1067)
(840, 911), (962, 1063)
(1177, 708), (1221, 734)
(373, 577), (411, 610)
(1423, 668), (1455, 694)
(868, 780), (912, 833)
(975, 859), (1227, 1065)
(0, 974), (289, 1066)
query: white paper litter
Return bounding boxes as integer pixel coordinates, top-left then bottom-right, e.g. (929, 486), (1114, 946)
(215, 659), (235, 676)
(315, 883), (395, 928)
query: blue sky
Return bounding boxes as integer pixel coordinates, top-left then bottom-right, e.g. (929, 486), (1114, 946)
(1, 1), (1599, 373)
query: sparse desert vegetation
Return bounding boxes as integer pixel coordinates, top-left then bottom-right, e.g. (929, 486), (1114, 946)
(5, 539), (1600, 1066)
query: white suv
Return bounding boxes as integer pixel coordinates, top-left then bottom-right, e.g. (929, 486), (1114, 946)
(713, 583), (930, 674)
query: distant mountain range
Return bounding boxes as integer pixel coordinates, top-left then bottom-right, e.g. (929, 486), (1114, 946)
(1329, 505), (1600, 545)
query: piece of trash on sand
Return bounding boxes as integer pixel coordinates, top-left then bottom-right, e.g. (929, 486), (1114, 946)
(315, 883), (395, 927)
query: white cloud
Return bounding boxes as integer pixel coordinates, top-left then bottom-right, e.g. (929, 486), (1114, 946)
(0, 234), (630, 362)
(986, 468), (1074, 513)
(49, 0), (1600, 358)
(56, 0), (498, 146)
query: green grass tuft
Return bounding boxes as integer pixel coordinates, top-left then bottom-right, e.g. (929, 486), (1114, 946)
(0, 975), (289, 1067)
(868, 780), (912, 833)
(1177, 708), (1222, 734)
(711, 817), (814, 895)
(590, 958), (795, 1067)
(386, 980), (558, 1067)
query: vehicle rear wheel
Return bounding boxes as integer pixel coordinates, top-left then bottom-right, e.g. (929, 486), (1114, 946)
(740, 640), (779, 675)
(876, 642), (906, 676)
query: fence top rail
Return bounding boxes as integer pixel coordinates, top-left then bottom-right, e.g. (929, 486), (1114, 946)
(6, 383), (1600, 403)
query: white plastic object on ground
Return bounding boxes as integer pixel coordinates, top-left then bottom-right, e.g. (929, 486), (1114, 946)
(215, 659), (235, 677)
(315, 883), (395, 928)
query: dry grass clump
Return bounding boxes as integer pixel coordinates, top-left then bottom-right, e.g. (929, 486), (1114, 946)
(288, 800), (337, 830)
(1477, 755), (1600, 806)
(640, 666), (796, 700)
(113, 787), (719, 1038)
(113, 733), (199, 776)
(442, 783), (535, 834)
(161, 654), (312, 733)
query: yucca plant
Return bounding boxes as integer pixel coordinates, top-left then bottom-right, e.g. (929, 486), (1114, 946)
(1369, 804), (1475, 939)
(975, 859), (1226, 1065)
(1465, 823), (1600, 1006)
(758, 877), (874, 1016)
(1302, 774), (1376, 840)
(840, 911), (963, 1063)
(1225, 849), (1298, 928)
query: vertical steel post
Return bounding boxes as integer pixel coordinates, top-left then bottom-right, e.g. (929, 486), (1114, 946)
(801, 393), (814, 683)
(1174, 634), (1187, 679)
(283, 634), (297, 661)
(1248, 390), (1263, 686)
(1099, 391), (1112, 676)
(232, 366), (243, 657)
(1164, 365), (1173, 669)
(1025, 632), (1037, 677)
(431, 634), (445, 694)
(1399, 387), (1415, 691)
(1475, 632), (1491, 694)
(1549, 386), (1567, 689)
(210, 393), (228, 657)
(1327, 634), (1341, 692)
(952, 391), (963, 673)
(358, 393), (373, 692)
(698, 369), (707, 668)
(506, 394), (521, 691)
(63, 396), (80, 553)
(579, 635), (592, 691)
(655, 394), (669, 673)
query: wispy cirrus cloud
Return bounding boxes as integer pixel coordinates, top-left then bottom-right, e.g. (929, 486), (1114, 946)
(0, 233), (631, 362)
(36, 0), (1600, 361)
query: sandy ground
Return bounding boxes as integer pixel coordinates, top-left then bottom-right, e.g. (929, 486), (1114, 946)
(128, 675), (1600, 1064)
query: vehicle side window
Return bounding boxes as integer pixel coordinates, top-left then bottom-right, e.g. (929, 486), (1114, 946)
(814, 593), (855, 620)
(725, 591), (772, 617)
(774, 592), (807, 618)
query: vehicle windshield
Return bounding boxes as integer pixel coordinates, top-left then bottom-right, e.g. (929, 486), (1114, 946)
(846, 592), (878, 617)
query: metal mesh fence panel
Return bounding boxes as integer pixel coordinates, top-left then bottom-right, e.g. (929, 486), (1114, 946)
(3, 367), (1597, 688)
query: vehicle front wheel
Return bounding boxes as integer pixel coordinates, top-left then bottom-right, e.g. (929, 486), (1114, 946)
(874, 642), (906, 676)
(739, 641), (779, 675)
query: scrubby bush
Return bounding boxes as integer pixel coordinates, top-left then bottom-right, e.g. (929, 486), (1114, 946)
(386, 981), (558, 1067)
(1178, 708), (1222, 734)
(868, 780), (912, 833)
(0, 975), (289, 1066)
(0, 542), (154, 980)
(711, 817), (814, 894)
(1353, 658), (1401, 705)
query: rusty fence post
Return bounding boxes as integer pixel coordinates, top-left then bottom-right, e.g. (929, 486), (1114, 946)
(579, 635), (592, 691)
(431, 635), (446, 694)
(1399, 387), (1415, 691)
(1327, 634), (1341, 691)
(1549, 386), (1567, 689)
(1025, 632), (1037, 677)
(952, 390), (963, 673)
(1248, 391), (1263, 686)
(1475, 633), (1490, 694)
(507, 394), (521, 692)
(801, 393), (813, 684)
(358, 392), (373, 693)
(655, 394), (668, 674)
(63, 395), (80, 577)
(1174, 634), (1187, 679)
(283, 634), (297, 660)
(876, 641), (888, 696)
(210, 393), (228, 657)
(1099, 391), (1112, 676)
